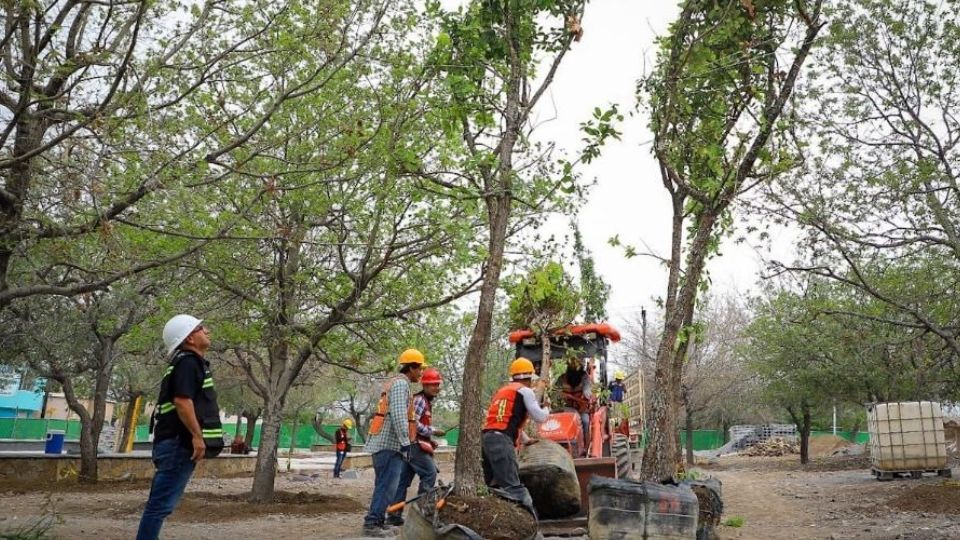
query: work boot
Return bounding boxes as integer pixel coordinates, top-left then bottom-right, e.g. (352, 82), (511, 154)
(361, 525), (390, 538)
(385, 513), (404, 526)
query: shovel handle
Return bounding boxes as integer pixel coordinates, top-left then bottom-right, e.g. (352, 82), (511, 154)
(386, 501), (406, 513)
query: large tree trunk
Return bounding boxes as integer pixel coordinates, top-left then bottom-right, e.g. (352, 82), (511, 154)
(59, 343), (114, 484)
(453, 18), (521, 495)
(251, 398), (285, 502)
(454, 198), (511, 496)
(641, 209), (718, 481)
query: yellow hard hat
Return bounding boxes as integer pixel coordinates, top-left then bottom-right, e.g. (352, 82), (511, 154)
(343, 418), (354, 428)
(398, 348), (425, 365)
(615, 370), (625, 380)
(509, 357), (536, 379)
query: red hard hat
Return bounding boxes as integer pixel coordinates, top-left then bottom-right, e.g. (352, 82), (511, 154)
(421, 368), (442, 385)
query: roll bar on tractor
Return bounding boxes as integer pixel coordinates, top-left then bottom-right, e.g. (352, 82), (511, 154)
(508, 323), (621, 384)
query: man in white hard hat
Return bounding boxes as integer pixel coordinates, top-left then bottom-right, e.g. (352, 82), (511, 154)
(137, 315), (223, 540)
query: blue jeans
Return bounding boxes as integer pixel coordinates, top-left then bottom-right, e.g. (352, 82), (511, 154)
(136, 437), (196, 540)
(389, 444), (437, 516)
(333, 450), (347, 477)
(363, 449), (405, 528)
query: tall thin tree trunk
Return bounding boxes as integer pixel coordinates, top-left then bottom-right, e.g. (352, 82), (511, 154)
(251, 399), (284, 502)
(243, 409), (260, 448)
(537, 333), (552, 400)
(454, 199), (511, 496)
(685, 407), (694, 466)
(58, 343), (114, 484)
(800, 405), (812, 465)
(640, 210), (718, 482)
(287, 414), (299, 471)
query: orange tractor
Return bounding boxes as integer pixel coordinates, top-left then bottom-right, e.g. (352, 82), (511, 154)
(509, 323), (632, 522)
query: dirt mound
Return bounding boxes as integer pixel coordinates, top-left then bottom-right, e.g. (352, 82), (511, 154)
(741, 438), (799, 457)
(809, 435), (854, 458)
(887, 483), (960, 514)
(435, 494), (537, 540)
(119, 490), (363, 522)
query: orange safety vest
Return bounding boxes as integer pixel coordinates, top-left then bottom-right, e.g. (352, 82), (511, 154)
(368, 375), (416, 442)
(483, 382), (528, 445)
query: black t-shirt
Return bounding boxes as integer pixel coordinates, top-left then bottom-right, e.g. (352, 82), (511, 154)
(154, 352), (207, 446)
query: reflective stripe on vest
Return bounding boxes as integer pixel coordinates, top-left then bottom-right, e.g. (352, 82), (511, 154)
(483, 382), (528, 444)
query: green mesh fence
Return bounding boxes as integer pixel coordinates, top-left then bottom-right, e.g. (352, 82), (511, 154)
(19, 419), (872, 450)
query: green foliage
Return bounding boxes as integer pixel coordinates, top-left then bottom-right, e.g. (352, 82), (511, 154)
(573, 224), (610, 321)
(723, 516), (745, 528)
(744, 272), (960, 416)
(769, 0), (960, 365)
(506, 261), (582, 332)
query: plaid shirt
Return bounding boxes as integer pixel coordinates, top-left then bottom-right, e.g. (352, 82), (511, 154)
(364, 375), (411, 455)
(412, 393), (433, 439)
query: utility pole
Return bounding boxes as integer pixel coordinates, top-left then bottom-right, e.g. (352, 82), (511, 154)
(641, 307), (648, 360)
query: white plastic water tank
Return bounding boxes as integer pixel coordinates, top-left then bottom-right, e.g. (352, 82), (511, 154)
(867, 401), (947, 471)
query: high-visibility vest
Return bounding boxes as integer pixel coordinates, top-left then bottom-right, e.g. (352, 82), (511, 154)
(368, 376), (416, 442)
(415, 392), (433, 443)
(153, 351), (224, 458)
(483, 382), (528, 445)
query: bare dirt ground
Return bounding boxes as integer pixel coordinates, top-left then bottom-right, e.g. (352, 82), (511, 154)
(0, 455), (958, 539)
(710, 455), (960, 540)
(0, 462), (450, 540)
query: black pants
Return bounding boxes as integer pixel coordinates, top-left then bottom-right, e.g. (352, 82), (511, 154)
(481, 431), (533, 509)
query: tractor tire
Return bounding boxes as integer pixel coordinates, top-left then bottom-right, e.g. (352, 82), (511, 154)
(612, 433), (631, 479)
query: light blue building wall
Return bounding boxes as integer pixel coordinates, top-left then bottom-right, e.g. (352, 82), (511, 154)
(0, 368), (44, 418)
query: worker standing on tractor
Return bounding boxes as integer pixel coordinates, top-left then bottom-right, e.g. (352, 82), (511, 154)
(361, 349), (424, 537)
(555, 357), (593, 451)
(333, 418), (353, 479)
(138, 315), (223, 540)
(609, 370), (626, 403)
(482, 358), (551, 511)
(386, 367), (446, 526)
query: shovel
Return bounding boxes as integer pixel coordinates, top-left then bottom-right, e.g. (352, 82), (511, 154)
(386, 491), (427, 514)
(433, 482), (456, 529)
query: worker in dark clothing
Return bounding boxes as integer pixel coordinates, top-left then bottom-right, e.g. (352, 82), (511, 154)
(138, 315), (223, 540)
(334, 418), (353, 478)
(555, 357), (593, 451)
(481, 358), (551, 510)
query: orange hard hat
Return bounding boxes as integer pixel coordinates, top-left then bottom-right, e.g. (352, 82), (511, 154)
(509, 357), (536, 379)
